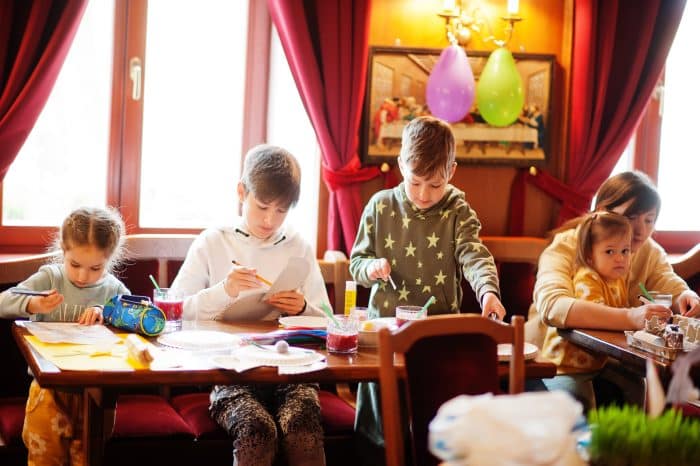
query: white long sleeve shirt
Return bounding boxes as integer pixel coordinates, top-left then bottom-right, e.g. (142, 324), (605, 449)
(171, 220), (328, 321)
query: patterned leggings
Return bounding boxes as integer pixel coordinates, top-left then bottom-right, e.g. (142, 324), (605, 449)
(22, 380), (84, 466)
(209, 383), (325, 466)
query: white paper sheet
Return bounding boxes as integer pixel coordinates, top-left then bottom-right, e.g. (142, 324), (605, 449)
(221, 257), (309, 321)
(22, 322), (121, 345)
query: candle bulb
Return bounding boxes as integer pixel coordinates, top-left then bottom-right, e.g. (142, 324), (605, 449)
(507, 0), (519, 15)
(442, 0), (457, 14)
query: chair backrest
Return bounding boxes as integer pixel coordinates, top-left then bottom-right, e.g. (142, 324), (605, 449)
(461, 236), (547, 318)
(318, 250), (351, 312)
(378, 314), (525, 466)
(117, 234), (196, 296)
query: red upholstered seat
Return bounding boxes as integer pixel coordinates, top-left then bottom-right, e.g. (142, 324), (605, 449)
(170, 392), (224, 439)
(318, 389), (356, 434)
(0, 397), (26, 446)
(113, 394), (194, 438)
(171, 389), (356, 440)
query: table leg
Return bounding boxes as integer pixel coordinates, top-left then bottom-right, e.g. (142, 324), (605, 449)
(83, 388), (117, 466)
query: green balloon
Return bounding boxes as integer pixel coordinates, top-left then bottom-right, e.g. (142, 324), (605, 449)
(476, 48), (524, 127)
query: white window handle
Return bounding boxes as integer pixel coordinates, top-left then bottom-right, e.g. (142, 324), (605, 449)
(129, 57), (142, 101)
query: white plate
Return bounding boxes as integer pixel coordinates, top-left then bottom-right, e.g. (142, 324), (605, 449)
(157, 330), (242, 350)
(233, 345), (325, 366)
(497, 342), (539, 362)
(278, 316), (328, 329)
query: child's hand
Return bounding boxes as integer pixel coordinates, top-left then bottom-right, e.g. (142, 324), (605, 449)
(265, 290), (305, 315)
(677, 290), (700, 317)
(628, 304), (672, 329)
(79, 306), (104, 325)
(481, 292), (506, 321)
(224, 264), (262, 298)
(26, 290), (63, 315)
(368, 258), (391, 281)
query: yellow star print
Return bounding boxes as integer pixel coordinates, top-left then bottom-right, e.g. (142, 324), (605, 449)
(422, 285), (432, 293)
(376, 200), (386, 215)
(418, 261), (423, 268)
(402, 215), (411, 229)
(405, 241), (416, 257)
(384, 233), (395, 249)
(392, 258), (397, 266)
(390, 210), (396, 217)
(441, 209), (451, 219)
(398, 286), (410, 301)
(427, 232), (439, 248)
(416, 278), (422, 285)
(436, 251), (444, 260)
(434, 270), (447, 285)
(366, 222), (373, 234)
(383, 300), (389, 308)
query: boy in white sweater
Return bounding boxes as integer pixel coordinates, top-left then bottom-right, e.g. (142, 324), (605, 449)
(171, 144), (329, 466)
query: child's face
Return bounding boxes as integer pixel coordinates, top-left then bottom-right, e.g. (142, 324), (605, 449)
(238, 183), (289, 240)
(589, 233), (632, 281)
(63, 245), (108, 288)
(398, 157), (456, 210)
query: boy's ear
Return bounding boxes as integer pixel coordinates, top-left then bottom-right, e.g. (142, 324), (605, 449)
(236, 182), (246, 201)
(447, 162), (457, 181)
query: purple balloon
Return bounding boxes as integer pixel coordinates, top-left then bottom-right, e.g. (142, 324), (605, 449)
(426, 45), (475, 123)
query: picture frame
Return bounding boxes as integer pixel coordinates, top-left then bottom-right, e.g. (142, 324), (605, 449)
(361, 46), (555, 166)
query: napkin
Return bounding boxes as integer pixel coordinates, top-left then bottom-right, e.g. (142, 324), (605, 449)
(429, 391), (585, 466)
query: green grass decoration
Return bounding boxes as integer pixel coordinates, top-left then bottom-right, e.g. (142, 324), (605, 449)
(588, 405), (700, 466)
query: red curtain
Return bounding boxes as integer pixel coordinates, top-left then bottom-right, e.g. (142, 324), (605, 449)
(0, 0), (88, 181)
(510, 0), (686, 234)
(267, 0), (388, 255)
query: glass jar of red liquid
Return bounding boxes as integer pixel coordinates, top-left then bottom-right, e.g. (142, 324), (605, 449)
(395, 305), (427, 327)
(153, 288), (184, 333)
(326, 315), (359, 354)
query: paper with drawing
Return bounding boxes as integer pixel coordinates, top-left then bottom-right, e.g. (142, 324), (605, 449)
(221, 257), (309, 321)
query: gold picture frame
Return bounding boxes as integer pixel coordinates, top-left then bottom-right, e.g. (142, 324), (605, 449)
(361, 46), (555, 166)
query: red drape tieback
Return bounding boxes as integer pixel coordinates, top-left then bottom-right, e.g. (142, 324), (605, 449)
(322, 154), (398, 192)
(509, 168), (591, 235)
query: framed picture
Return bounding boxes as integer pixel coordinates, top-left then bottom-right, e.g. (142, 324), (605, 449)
(361, 46), (555, 166)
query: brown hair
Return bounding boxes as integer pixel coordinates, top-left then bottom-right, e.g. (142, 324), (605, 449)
(594, 171), (661, 218)
(240, 144), (301, 208)
(399, 115), (455, 179)
(576, 212), (632, 268)
(551, 171), (661, 239)
(52, 207), (126, 271)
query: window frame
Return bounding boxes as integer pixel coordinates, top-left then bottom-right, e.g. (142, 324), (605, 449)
(0, 0), (271, 252)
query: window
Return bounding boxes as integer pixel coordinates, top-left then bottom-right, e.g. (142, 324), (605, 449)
(609, 3), (698, 251)
(0, 0), (321, 252)
(138, 0), (247, 228)
(2, 0), (114, 227)
(267, 27), (320, 252)
(654, 1), (698, 231)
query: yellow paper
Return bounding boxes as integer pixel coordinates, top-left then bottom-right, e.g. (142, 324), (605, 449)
(25, 334), (149, 371)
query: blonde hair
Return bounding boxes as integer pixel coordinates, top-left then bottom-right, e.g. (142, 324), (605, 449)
(576, 212), (632, 268)
(400, 116), (455, 180)
(51, 207), (126, 272)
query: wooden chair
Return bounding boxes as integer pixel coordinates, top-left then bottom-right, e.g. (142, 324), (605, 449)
(117, 234), (196, 296)
(318, 250), (352, 312)
(378, 314), (525, 466)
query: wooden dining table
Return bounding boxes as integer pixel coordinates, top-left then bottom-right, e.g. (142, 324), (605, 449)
(13, 319), (556, 466)
(557, 328), (700, 385)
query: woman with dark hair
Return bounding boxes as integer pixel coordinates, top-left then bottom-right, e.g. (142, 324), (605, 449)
(528, 171), (700, 410)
